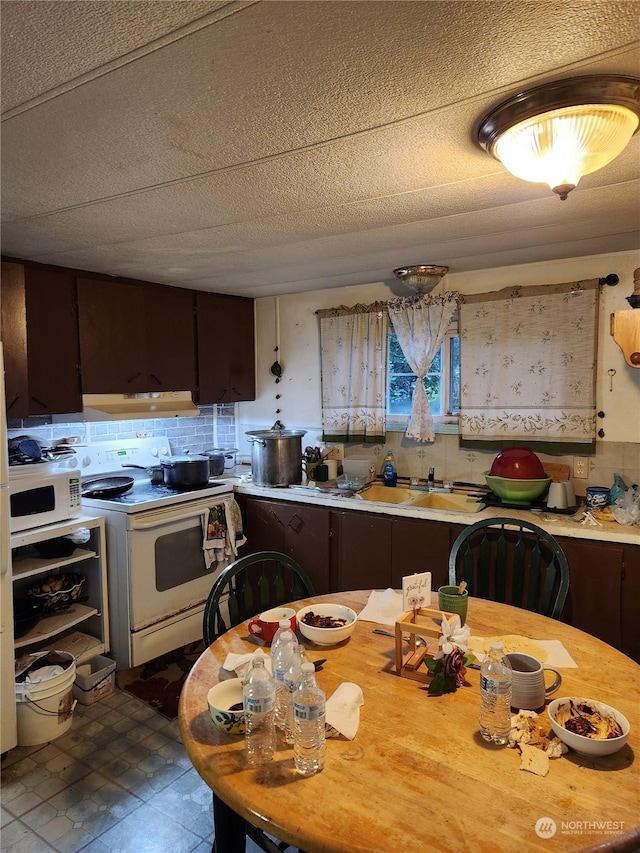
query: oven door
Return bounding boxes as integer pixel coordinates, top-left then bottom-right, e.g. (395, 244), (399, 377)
(127, 494), (234, 632)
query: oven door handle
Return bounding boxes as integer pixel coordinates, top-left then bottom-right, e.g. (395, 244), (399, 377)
(131, 505), (226, 531)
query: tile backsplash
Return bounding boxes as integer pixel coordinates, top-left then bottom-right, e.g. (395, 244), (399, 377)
(7, 404), (237, 455)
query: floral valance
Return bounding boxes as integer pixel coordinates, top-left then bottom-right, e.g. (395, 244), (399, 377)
(459, 279), (600, 452)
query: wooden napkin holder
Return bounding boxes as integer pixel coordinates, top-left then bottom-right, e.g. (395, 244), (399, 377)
(394, 607), (453, 684)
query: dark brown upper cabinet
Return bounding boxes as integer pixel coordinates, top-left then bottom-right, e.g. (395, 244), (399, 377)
(1, 261), (82, 418)
(196, 292), (255, 404)
(77, 278), (197, 394)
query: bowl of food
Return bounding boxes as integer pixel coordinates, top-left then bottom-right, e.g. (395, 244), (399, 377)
(484, 473), (551, 504)
(489, 448), (546, 480)
(547, 697), (630, 756)
(207, 680), (245, 735)
(296, 603), (358, 646)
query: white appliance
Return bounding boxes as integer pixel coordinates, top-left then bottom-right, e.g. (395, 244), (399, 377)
(1, 344), (18, 754)
(8, 467), (82, 533)
(76, 438), (241, 668)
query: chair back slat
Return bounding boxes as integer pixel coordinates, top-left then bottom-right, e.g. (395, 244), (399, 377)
(203, 551), (315, 646)
(448, 517), (570, 621)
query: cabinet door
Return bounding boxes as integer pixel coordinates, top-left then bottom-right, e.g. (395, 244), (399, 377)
(333, 510), (392, 591)
(144, 285), (197, 392)
(1, 261), (29, 418)
(77, 278), (148, 393)
(621, 544), (639, 663)
(24, 266), (82, 415)
(558, 537), (623, 649)
(391, 517), (452, 591)
(1, 262), (82, 417)
(241, 498), (330, 595)
(196, 292), (255, 403)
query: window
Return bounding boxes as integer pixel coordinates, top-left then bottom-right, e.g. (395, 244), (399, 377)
(387, 328), (460, 429)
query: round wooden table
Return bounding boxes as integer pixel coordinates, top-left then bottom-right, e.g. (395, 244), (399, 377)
(179, 591), (640, 853)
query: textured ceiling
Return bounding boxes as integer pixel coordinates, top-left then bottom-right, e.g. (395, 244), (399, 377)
(1, 0), (639, 298)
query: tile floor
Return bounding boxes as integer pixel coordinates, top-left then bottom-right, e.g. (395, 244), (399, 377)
(1, 688), (264, 853)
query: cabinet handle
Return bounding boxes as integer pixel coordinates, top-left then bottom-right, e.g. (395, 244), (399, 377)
(31, 397), (49, 409)
(269, 510), (284, 526)
(288, 514), (304, 534)
(126, 372), (141, 384)
(7, 394), (20, 412)
(150, 374), (162, 386)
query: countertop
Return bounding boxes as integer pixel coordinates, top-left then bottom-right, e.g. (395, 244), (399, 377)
(224, 472), (640, 547)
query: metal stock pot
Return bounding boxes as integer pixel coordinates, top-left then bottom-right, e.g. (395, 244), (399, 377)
(245, 429), (306, 487)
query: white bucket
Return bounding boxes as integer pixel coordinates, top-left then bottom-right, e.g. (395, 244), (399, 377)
(15, 651), (77, 746)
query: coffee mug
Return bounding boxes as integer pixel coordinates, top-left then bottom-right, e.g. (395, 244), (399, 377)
(438, 585), (469, 625)
(507, 652), (562, 710)
(248, 607), (297, 644)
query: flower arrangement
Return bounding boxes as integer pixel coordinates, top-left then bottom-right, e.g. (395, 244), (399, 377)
(424, 614), (476, 695)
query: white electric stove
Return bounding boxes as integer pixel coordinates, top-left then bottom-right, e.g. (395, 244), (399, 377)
(58, 438), (241, 668)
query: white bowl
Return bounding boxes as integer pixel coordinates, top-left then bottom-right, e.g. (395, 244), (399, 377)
(547, 697), (630, 756)
(207, 680), (245, 735)
(296, 603), (358, 646)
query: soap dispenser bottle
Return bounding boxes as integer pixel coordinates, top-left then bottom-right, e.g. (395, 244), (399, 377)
(382, 450), (397, 487)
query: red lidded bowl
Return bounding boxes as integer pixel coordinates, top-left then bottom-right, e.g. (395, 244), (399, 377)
(489, 448), (545, 480)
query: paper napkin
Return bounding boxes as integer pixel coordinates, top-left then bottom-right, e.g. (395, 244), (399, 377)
(357, 588), (405, 626)
(222, 648), (272, 681)
(325, 682), (364, 740)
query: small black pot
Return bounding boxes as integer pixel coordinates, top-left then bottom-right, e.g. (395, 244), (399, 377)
(13, 598), (43, 638)
(161, 455), (210, 489)
(203, 450), (225, 477)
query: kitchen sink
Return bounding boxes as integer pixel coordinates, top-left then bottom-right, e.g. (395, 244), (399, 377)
(407, 492), (484, 512)
(355, 483), (485, 512)
(354, 485), (421, 504)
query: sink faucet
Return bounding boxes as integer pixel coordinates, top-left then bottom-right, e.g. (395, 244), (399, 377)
(427, 467), (435, 488)
(422, 466), (453, 493)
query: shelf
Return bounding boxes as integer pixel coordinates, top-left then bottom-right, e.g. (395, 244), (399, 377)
(14, 604), (99, 649)
(11, 548), (97, 581)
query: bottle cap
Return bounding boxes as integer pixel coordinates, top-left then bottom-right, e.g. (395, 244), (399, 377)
(279, 631), (293, 642)
(301, 662), (314, 673)
(489, 642), (504, 652)
(279, 619), (291, 628)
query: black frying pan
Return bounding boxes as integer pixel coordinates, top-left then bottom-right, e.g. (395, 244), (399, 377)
(81, 476), (134, 498)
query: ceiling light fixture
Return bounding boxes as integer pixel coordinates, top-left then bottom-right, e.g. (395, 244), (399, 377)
(477, 75), (640, 200)
(393, 264), (449, 294)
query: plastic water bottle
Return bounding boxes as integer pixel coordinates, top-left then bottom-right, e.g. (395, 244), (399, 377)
(283, 644), (310, 744)
(271, 629), (298, 730)
(479, 641), (512, 745)
(382, 450), (397, 487)
(293, 662), (326, 776)
(271, 618), (293, 648)
(243, 656), (276, 765)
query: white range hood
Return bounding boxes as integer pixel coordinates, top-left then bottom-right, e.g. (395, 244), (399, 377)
(82, 391), (199, 421)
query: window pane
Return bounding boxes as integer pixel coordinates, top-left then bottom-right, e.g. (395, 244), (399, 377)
(388, 335), (410, 372)
(449, 336), (460, 414)
(388, 375), (415, 414)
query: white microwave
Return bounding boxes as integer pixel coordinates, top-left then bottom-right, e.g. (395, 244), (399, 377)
(8, 468), (83, 533)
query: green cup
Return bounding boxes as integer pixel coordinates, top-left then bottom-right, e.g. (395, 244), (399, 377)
(438, 585), (469, 625)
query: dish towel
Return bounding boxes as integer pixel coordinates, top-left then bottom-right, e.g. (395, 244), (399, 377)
(225, 497), (247, 557)
(202, 504), (229, 569)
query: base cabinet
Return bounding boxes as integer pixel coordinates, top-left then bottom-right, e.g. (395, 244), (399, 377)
(240, 496), (330, 594)
(237, 494), (638, 662)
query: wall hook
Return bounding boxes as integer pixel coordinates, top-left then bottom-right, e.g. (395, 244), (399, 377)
(607, 368), (616, 391)
(599, 274), (619, 287)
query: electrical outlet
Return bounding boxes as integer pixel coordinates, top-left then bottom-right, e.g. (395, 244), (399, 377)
(573, 457), (589, 479)
(323, 444), (344, 460)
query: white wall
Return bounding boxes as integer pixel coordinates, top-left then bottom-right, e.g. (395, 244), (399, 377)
(237, 249), (640, 464)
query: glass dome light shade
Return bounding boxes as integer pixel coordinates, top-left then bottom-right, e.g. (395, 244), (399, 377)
(494, 103), (639, 196)
(393, 264), (449, 293)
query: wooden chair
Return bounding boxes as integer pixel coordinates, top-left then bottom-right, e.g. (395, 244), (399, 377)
(448, 517), (570, 620)
(202, 551), (315, 853)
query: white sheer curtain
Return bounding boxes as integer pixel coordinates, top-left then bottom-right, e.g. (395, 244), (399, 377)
(318, 302), (388, 443)
(459, 280), (599, 450)
(387, 292), (459, 442)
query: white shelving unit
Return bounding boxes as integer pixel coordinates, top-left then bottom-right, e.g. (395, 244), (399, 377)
(11, 515), (109, 664)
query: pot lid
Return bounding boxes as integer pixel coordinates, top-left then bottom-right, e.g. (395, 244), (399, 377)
(245, 429), (307, 439)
